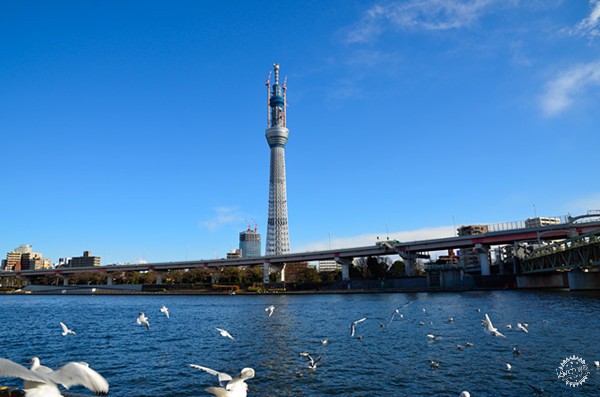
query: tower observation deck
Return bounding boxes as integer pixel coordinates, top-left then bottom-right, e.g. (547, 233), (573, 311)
(265, 63), (291, 255)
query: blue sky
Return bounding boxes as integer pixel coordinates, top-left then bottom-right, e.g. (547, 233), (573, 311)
(1, 0), (599, 264)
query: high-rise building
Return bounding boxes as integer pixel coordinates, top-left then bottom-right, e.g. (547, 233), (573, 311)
(3, 244), (47, 271)
(265, 63), (291, 255)
(69, 250), (101, 267)
(239, 226), (261, 258)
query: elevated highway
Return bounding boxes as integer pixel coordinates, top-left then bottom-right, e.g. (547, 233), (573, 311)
(2, 214), (600, 285)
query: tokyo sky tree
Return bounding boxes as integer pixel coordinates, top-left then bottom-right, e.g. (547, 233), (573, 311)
(265, 63), (290, 255)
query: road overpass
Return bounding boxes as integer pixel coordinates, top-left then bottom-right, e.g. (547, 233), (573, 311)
(2, 213), (600, 286)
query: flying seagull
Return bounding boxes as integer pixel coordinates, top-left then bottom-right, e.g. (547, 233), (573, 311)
(484, 313), (506, 337)
(386, 301), (412, 327)
(160, 305), (170, 318)
(516, 323), (528, 334)
(299, 352), (321, 370)
(190, 364), (254, 397)
(265, 305), (275, 317)
(136, 312), (150, 330)
(216, 327), (235, 341)
(59, 322), (75, 337)
(0, 357), (109, 397)
(350, 317), (366, 337)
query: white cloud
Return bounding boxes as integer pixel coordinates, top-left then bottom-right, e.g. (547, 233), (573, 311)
(540, 60), (600, 116)
(345, 0), (509, 43)
(295, 225), (455, 253)
(201, 207), (243, 230)
(569, 0), (600, 41)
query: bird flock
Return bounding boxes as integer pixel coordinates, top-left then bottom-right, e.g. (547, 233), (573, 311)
(1, 298), (597, 396)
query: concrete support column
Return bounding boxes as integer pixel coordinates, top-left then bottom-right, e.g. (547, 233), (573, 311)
(263, 263), (270, 283)
(404, 257), (416, 277)
(154, 272), (164, 285)
(211, 271), (219, 283)
(63, 276), (69, 286)
(279, 264), (286, 283)
(568, 269), (600, 291)
(335, 257), (352, 281)
(106, 276), (113, 286)
(476, 244), (491, 276)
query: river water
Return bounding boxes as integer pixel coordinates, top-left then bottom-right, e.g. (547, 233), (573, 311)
(0, 290), (599, 396)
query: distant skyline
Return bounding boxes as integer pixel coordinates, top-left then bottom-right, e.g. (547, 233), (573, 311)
(1, 1), (599, 264)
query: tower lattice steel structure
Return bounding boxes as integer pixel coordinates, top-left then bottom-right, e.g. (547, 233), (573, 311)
(265, 63), (290, 255)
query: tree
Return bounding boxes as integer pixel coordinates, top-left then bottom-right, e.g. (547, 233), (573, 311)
(367, 256), (387, 279)
(302, 267), (322, 283)
(387, 260), (406, 278)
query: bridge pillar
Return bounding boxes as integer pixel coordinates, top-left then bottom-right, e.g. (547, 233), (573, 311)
(404, 257), (415, 276)
(279, 264), (286, 283)
(475, 244), (491, 276)
(263, 263), (270, 283)
(568, 269), (600, 291)
(106, 276), (113, 286)
(154, 272), (164, 285)
(335, 257), (352, 280)
(63, 276), (69, 286)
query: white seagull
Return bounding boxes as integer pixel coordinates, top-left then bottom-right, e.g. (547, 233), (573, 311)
(350, 317), (366, 337)
(299, 352), (321, 370)
(516, 323), (529, 334)
(265, 305), (275, 317)
(136, 312), (150, 330)
(160, 305), (170, 318)
(0, 357), (109, 397)
(190, 364), (254, 397)
(484, 313), (506, 338)
(59, 322), (75, 337)
(506, 363), (512, 370)
(459, 392), (471, 397)
(386, 301), (412, 327)
(216, 327), (235, 341)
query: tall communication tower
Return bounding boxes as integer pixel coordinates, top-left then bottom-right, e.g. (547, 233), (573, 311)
(265, 63), (291, 255)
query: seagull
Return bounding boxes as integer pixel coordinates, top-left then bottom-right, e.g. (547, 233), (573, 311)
(216, 327), (235, 341)
(516, 323), (528, 334)
(190, 364), (254, 397)
(160, 305), (170, 318)
(594, 360), (599, 368)
(299, 352), (321, 370)
(459, 392), (471, 397)
(484, 313), (506, 337)
(456, 344), (465, 350)
(513, 347), (522, 356)
(386, 301), (412, 327)
(136, 312), (150, 330)
(448, 317), (454, 323)
(59, 322), (75, 336)
(426, 334), (440, 341)
(350, 317), (366, 337)
(429, 360), (440, 369)
(465, 342), (474, 348)
(265, 305), (275, 317)
(506, 363), (512, 370)
(0, 357), (109, 397)
(321, 339), (330, 345)
(506, 324), (512, 329)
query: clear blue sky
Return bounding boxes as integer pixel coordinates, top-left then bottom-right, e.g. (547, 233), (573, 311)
(1, 1), (599, 264)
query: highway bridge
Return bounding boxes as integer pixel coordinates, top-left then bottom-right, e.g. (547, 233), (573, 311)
(2, 213), (600, 287)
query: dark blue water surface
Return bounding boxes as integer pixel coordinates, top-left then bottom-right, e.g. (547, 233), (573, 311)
(1, 290), (599, 396)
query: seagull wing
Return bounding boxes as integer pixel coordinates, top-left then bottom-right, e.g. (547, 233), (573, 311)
(50, 362), (109, 394)
(204, 386), (230, 397)
(354, 317), (367, 324)
(60, 322), (69, 335)
(190, 364), (232, 387)
(0, 358), (48, 384)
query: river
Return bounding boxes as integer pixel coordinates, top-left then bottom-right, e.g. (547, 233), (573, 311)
(0, 290), (599, 396)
